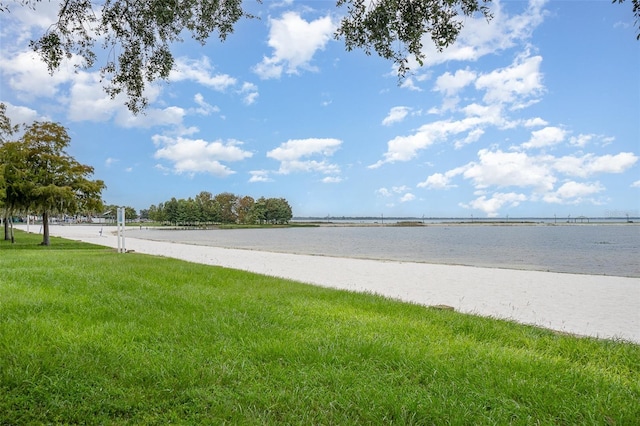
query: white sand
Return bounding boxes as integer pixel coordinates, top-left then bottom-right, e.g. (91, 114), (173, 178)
(16, 224), (640, 343)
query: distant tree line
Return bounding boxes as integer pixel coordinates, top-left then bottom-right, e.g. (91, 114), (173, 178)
(144, 192), (293, 226)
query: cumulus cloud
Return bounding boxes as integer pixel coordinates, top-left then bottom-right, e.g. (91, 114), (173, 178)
(551, 152), (638, 178)
(238, 82), (259, 105)
(116, 106), (186, 129)
(170, 57), (237, 91)
(463, 192), (528, 217)
(376, 188), (392, 197)
(370, 114), (499, 168)
(322, 176), (343, 183)
(418, 0), (547, 68)
(376, 186), (414, 203)
(400, 193), (416, 202)
(253, 12), (335, 79)
(0, 45), (195, 128)
(569, 133), (594, 148)
(419, 148), (637, 216)
(418, 172), (457, 189)
(192, 93), (220, 115)
(632, 180), (640, 188)
(542, 181), (605, 204)
(372, 52), (545, 168)
(434, 68), (477, 96)
(521, 126), (566, 149)
(382, 106), (411, 126)
(152, 134), (253, 177)
(0, 50), (79, 99)
(249, 170), (273, 183)
(267, 137), (342, 176)
(2, 101), (43, 126)
(463, 149), (555, 191)
(475, 53), (544, 108)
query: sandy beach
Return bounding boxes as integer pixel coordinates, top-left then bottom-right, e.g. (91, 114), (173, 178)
(15, 224), (640, 344)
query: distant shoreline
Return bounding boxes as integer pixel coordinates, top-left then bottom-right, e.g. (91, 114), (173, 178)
(304, 220), (639, 227)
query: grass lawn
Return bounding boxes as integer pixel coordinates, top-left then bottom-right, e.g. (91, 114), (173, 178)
(1, 230), (638, 424)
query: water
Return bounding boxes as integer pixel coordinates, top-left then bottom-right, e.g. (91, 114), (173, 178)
(128, 224), (640, 278)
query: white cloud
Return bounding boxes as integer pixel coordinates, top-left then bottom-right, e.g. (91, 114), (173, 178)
(463, 192), (528, 217)
(434, 68), (477, 96)
(463, 149), (555, 192)
(391, 185), (410, 193)
(254, 12), (335, 79)
(239, 82), (259, 105)
(373, 51), (547, 168)
(420, 148), (637, 216)
(400, 73), (431, 92)
(2, 101), (42, 126)
(170, 57), (237, 91)
(382, 106), (411, 126)
(418, 172), (457, 189)
(152, 135), (253, 177)
(0, 50), (79, 99)
(267, 137), (342, 175)
(428, 150), (637, 195)
(569, 133), (594, 148)
(192, 93), (220, 115)
(322, 176), (343, 183)
(556, 181), (604, 199)
(542, 181), (604, 204)
(376, 188), (392, 197)
(418, 0), (547, 67)
(268, 138), (341, 161)
(521, 126), (566, 149)
(105, 157), (119, 168)
(115, 106), (185, 129)
(249, 170), (273, 183)
(475, 53), (544, 108)
(370, 115), (497, 168)
(632, 180), (640, 188)
(400, 193), (416, 202)
(7, 1), (60, 31)
(376, 186), (415, 203)
(552, 152), (638, 178)
(455, 128), (485, 149)
(522, 117), (548, 127)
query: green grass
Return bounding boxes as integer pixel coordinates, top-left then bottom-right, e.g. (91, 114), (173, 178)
(1, 231), (639, 424)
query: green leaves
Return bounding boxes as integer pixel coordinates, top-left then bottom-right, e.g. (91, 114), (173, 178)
(25, 0), (252, 114)
(336, 0), (492, 77)
(12, 0), (637, 113)
(0, 120), (105, 244)
(613, 0), (640, 39)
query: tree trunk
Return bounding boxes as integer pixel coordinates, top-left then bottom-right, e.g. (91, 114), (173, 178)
(41, 211), (50, 246)
(9, 218), (14, 243)
(3, 215), (8, 241)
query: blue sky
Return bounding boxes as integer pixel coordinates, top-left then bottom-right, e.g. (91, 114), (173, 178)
(1, 0), (638, 218)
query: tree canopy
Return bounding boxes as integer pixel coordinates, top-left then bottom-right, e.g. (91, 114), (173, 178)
(0, 118), (106, 245)
(1, 0), (497, 114)
(1, 1), (637, 113)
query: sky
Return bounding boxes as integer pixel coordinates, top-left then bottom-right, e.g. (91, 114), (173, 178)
(0, 0), (639, 218)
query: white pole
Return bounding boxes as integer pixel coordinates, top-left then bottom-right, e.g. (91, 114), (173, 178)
(121, 207), (126, 252)
(117, 207), (126, 253)
(117, 208), (121, 253)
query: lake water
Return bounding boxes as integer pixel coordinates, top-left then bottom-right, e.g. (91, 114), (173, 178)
(127, 224), (640, 278)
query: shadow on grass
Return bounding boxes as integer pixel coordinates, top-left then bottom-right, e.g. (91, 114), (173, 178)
(0, 229), (108, 251)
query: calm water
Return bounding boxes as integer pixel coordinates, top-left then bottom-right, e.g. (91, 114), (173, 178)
(128, 224), (640, 277)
